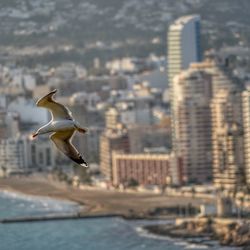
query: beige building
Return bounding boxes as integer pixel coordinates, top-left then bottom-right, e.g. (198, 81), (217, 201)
(100, 127), (130, 180)
(211, 88), (245, 190)
(172, 66), (213, 184)
(112, 152), (179, 186)
(168, 15), (201, 152)
(105, 108), (120, 130)
(190, 59), (234, 96)
(242, 89), (250, 188)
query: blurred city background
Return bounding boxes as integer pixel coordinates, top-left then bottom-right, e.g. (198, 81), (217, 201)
(0, 1), (250, 249)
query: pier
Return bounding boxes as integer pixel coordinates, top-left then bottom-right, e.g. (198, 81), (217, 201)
(0, 213), (121, 224)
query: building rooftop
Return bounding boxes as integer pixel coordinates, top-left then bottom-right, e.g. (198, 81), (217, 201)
(169, 15), (200, 31)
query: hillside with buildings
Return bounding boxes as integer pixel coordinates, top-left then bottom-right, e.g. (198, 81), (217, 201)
(0, 1), (249, 238)
(0, 0), (250, 248)
(0, 0), (250, 66)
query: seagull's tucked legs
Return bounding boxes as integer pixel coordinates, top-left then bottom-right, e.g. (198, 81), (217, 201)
(33, 89), (88, 168)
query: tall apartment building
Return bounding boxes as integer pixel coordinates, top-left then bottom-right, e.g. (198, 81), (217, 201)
(100, 127), (130, 181)
(195, 56), (246, 190)
(211, 88), (245, 191)
(190, 59), (234, 96)
(172, 66), (213, 184)
(168, 15), (202, 151)
(168, 15), (202, 86)
(0, 138), (28, 175)
(242, 88), (250, 188)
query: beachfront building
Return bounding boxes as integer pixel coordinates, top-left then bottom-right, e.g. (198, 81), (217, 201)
(242, 88), (250, 188)
(171, 66), (213, 184)
(211, 88), (245, 191)
(0, 138), (28, 175)
(112, 152), (179, 187)
(0, 134), (56, 176)
(100, 126), (130, 181)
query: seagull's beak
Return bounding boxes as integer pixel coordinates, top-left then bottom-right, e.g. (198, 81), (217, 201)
(32, 133), (38, 139)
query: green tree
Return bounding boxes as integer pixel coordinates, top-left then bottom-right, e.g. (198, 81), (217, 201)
(127, 178), (139, 188)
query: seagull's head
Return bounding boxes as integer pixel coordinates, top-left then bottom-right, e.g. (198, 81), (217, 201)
(31, 126), (51, 139)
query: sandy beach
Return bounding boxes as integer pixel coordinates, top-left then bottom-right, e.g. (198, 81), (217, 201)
(0, 176), (210, 217)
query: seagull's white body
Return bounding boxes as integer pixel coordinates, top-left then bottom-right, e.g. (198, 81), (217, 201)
(33, 89), (88, 168)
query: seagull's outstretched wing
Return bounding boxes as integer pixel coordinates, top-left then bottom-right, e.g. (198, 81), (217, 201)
(50, 130), (88, 167)
(36, 89), (72, 120)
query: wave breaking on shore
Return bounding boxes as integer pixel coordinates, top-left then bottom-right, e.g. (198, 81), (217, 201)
(0, 189), (82, 218)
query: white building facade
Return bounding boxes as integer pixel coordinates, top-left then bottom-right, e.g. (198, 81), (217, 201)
(0, 136), (55, 176)
(172, 67), (213, 184)
(168, 15), (202, 153)
(242, 89), (250, 188)
(168, 15), (201, 87)
(0, 138), (28, 175)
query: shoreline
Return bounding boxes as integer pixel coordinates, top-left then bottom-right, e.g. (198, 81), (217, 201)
(0, 187), (81, 205)
(0, 187), (213, 250)
(0, 176), (207, 218)
(1, 176), (248, 249)
(0, 183), (181, 221)
(143, 218), (250, 249)
(137, 226), (221, 249)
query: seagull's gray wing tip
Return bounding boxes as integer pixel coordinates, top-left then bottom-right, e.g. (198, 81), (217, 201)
(70, 154), (88, 168)
(36, 89), (58, 106)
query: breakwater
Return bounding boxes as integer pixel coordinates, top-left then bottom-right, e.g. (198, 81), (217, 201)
(0, 213), (121, 224)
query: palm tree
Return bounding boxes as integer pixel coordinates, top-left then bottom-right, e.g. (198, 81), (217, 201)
(238, 195), (244, 219)
(191, 186), (196, 198)
(1, 166), (6, 178)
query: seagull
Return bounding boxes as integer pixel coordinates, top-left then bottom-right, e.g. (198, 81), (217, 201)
(32, 89), (88, 168)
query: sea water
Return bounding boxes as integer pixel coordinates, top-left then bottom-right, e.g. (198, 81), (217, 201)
(0, 191), (241, 250)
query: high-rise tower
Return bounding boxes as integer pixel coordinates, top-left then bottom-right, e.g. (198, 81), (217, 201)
(242, 88), (250, 188)
(172, 66), (213, 184)
(168, 15), (202, 150)
(211, 88), (245, 191)
(168, 15), (201, 87)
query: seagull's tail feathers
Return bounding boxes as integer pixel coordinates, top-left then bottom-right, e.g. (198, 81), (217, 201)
(74, 123), (88, 134)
